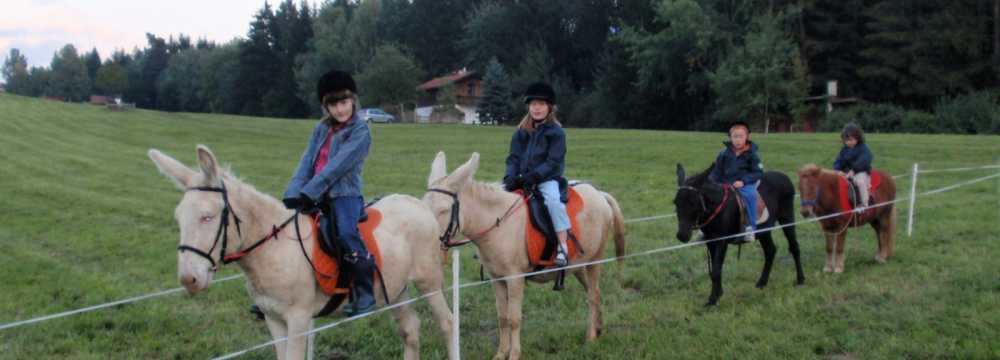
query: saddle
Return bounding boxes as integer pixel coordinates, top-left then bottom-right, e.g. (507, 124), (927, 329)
(309, 204), (384, 317)
(734, 189), (769, 226)
(838, 171), (883, 213)
(517, 180), (585, 269)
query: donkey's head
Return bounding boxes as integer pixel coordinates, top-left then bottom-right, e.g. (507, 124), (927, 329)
(149, 145), (234, 295)
(673, 163), (715, 243)
(423, 151), (480, 243)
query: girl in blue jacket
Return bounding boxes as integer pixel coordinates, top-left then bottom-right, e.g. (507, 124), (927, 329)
(833, 122), (873, 211)
(503, 82), (570, 267)
(709, 121), (763, 243)
(283, 70), (375, 316)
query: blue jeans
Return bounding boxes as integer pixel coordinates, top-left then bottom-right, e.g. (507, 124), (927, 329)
(538, 180), (570, 232)
(737, 182), (758, 232)
(329, 196), (369, 259)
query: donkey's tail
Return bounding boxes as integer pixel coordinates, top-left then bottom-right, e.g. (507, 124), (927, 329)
(602, 192), (626, 278)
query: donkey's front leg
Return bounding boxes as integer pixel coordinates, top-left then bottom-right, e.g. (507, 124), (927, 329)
(264, 314), (289, 360)
(283, 310), (313, 360)
(505, 277), (526, 360)
(706, 243), (727, 306)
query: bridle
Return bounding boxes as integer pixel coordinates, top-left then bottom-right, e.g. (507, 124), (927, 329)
(427, 189), (466, 248)
(677, 184), (730, 230)
(177, 182), (295, 271)
(427, 188), (524, 249)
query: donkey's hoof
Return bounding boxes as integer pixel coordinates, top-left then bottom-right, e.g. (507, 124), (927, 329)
(755, 281), (768, 289)
(492, 353), (506, 360)
(874, 255), (887, 264)
(834, 267), (844, 274)
(823, 266), (833, 273)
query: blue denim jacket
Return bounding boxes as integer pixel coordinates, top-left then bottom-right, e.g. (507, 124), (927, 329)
(504, 122), (566, 184)
(284, 114), (371, 202)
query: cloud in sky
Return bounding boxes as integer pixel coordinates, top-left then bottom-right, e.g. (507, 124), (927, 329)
(1, 0), (270, 68)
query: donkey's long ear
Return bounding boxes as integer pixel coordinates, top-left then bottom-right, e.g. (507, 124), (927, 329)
(676, 163), (686, 186)
(196, 145), (220, 185)
(428, 151), (447, 187)
(448, 152), (480, 187)
(149, 149), (197, 190)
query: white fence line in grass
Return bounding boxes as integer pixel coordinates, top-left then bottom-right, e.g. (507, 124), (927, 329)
(0, 275), (243, 331)
(3, 162), (996, 332)
(214, 170), (1000, 360)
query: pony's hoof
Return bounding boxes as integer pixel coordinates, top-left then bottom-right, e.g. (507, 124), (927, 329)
(492, 353), (506, 360)
(874, 255), (887, 264)
(834, 267), (844, 274)
(823, 266), (833, 273)
(795, 278), (805, 286)
(755, 281), (767, 289)
(704, 300), (718, 307)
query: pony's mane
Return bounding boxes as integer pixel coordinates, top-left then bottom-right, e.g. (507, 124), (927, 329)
(685, 164), (714, 186)
(797, 163), (837, 178)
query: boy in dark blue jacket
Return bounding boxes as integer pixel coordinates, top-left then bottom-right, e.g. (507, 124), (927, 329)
(833, 123), (873, 212)
(709, 121), (763, 243)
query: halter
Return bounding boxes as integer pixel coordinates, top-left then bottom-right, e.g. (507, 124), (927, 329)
(678, 184), (730, 229)
(427, 188), (524, 249)
(178, 183), (295, 271)
(800, 186), (820, 208)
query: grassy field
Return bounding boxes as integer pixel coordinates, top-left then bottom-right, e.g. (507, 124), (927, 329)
(1, 93), (998, 359)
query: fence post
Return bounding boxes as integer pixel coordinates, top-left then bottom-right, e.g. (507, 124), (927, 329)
(451, 249), (461, 359)
(907, 163), (919, 237)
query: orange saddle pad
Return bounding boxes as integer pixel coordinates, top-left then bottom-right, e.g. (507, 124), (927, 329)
(311, 208), (384, 296)
(523, 187), (585, 267)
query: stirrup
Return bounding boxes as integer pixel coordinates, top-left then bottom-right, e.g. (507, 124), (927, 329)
(554, 247), (568, 267)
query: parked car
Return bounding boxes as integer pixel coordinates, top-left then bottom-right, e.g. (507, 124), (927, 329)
(359, 108), (396, 123)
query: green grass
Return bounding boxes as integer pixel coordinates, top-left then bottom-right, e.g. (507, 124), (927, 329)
(1, 93), (999, 359)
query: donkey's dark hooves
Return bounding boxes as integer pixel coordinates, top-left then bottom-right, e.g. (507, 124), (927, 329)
(755, 282), (768, 289)
(795, 279), (806, 286)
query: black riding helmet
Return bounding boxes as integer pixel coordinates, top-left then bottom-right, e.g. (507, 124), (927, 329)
(522, 82), (556, 105)
(316, 70), (357, 104)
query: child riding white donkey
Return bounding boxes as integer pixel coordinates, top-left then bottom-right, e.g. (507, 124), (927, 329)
(150, 146), (454, 360)
(149, 68), (455, 360)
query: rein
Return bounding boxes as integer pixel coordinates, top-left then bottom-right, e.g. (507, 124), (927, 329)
(427, 188), (524, 249)
(177, 183), (295, 271)
(679, 184), (731, 229)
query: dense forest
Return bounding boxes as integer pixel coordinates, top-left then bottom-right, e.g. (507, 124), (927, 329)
(3, 0), (999, 133)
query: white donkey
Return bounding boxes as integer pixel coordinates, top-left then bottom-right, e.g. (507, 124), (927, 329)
(149, 145), (454, 360)
(423, 152), (625, 360)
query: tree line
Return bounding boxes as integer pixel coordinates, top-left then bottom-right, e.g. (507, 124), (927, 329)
(3, 0), (999, 132)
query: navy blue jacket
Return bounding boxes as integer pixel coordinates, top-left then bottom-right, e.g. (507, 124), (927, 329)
(833, 143), (873, 173)
(284, 114), (371, 202)
(504, 122), (566, 184)
(709, 141), (763, 185)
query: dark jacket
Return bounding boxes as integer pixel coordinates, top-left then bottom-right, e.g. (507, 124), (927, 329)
(709, 141), (763, 185)
(504, 122), (566, 185)
(284, 114), (371, 202)
(833, 143), (873, 173)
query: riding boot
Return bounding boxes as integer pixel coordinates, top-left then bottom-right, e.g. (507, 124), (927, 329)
(344, 254), (376, 317)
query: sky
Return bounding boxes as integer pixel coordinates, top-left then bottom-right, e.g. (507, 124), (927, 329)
(1, 0), (274, 69)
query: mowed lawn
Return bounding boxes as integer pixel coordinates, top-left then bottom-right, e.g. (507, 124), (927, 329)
(1, 93), (999, 359)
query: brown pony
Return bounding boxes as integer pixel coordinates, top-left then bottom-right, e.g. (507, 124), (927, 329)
(797, 164), (897, 273)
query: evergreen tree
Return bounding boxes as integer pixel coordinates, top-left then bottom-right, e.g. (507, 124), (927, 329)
(49, 44), (91, 101)
(477, 57), (513, 125)
(2, 49), (30, 95)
